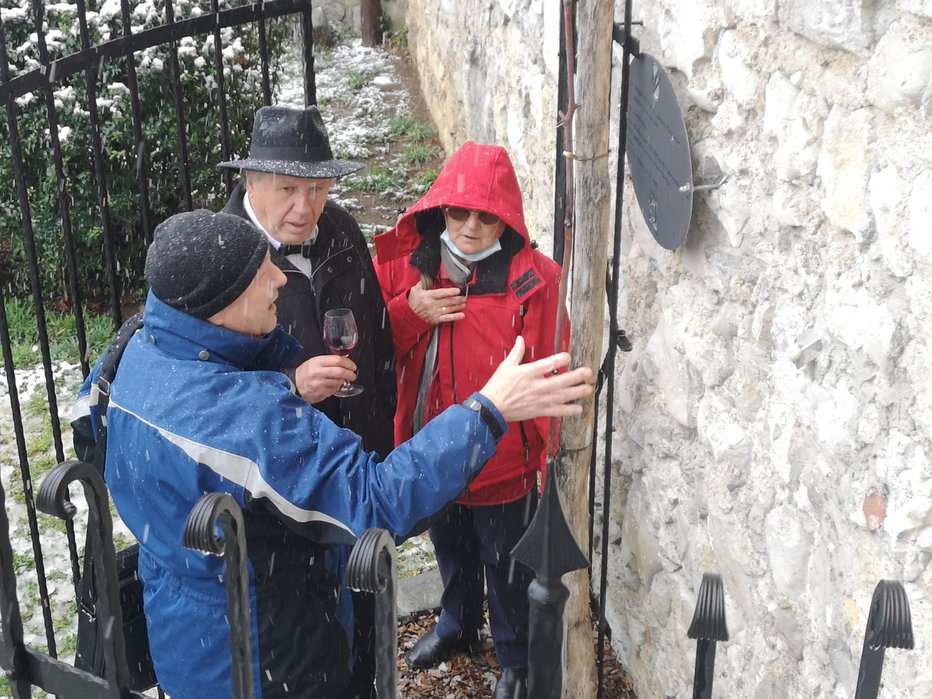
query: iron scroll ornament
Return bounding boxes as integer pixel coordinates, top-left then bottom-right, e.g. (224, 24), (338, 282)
(687, 573), (729, 699)
(626, 53), (693, 250)
(854, 579), (914, 699)
(346, 528), (398, 698)
(183, 493), (254, 699)
(34, 459), (149, 698)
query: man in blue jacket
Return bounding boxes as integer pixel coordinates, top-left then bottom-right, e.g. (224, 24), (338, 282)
(72, 210), (592, 699)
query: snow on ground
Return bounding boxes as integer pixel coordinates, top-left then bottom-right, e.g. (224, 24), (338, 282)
(278, 40), (432, 237)
(278, 39), (406, 163)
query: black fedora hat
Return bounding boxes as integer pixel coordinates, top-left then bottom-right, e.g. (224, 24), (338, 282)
(218, 105), (364, 178)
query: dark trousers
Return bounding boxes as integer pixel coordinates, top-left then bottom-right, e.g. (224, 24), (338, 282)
(337, 590), (377, 699)
(430, 492), (537, 669)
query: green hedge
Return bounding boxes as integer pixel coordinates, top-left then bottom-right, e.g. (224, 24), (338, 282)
(0, 0), (286, 305)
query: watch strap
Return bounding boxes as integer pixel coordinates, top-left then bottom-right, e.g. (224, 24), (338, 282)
(463, 396), (505, 442)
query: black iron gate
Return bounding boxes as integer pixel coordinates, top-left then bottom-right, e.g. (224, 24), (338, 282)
(0, 0), (314, 694)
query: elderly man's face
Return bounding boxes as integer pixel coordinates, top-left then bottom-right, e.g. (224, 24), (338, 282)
(209, 252), (287, 337)
(246, 172), (332, 244)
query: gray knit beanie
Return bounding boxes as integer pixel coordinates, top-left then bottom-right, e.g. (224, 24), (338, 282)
(145, 210), (269, 319)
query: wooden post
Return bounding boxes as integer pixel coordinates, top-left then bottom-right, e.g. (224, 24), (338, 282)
(557, 1), (615, 697)
(361, 0), (382, 47)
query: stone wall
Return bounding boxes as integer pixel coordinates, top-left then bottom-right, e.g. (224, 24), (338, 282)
(406, 1), (931, 697)
(405, 0), (561, 251)
(313, 0), (407, 36)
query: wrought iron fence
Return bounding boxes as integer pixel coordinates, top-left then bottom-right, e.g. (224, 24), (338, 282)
(0, 0), (314, 694)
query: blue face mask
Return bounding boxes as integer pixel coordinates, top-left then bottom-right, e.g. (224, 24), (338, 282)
(440, 229), (502, 262)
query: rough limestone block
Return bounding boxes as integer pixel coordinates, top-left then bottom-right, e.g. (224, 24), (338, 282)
(621, 485), (665, 585)
(764, 505), (812, 598)
(881, 454), (932, 546)
(696, 392), (751, 465)
(869, 165), (913, 278)
(813, 378), (859, 450)
(655, 0), (719, 78)
(902, 0), (932, 19)
(772, 182), (810, 227)
(665, 279), (736, 387)
(763, 71), (822, 181)
(707, 178), (751, 247)
(817, 105), (871, 237)
(903, 335), (932, 444)
(866, 20), (932, 113)
(908, 169), (932, 264)
(779, 0), (873, 54)
(718, 30), (761, 107)
(824, 283), (897, 370)
(641, 318), (697, 428)
(722, 0), (778, 22)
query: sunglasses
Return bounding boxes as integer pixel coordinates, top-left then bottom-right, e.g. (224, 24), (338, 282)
(443, 206), (501, 226)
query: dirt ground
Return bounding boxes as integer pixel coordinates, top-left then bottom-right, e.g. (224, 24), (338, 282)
(353, 45), (446, 233)
(395, 608), (636, 698)
(321, 41), (449, 236)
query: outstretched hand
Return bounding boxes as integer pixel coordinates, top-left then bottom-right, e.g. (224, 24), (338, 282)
(479, 337), (593, 423)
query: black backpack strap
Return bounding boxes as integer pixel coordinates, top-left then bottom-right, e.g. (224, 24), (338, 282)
(93, 311), (144, 474)
(76, 310), (158, 687)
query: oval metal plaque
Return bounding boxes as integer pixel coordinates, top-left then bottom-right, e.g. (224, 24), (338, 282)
(626, 53), (693, 250)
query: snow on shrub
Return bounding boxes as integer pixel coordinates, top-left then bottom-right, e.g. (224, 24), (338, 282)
(0, 0), (286, 305)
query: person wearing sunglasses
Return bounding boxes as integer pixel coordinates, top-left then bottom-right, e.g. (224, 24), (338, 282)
(374, 141), (569, 699)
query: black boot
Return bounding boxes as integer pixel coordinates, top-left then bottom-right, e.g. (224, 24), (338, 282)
(404, 628), (476, 669)
(493, 667), (528, 699)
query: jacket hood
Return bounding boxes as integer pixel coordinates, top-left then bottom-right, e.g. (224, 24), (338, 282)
(374, 141), (529, 263)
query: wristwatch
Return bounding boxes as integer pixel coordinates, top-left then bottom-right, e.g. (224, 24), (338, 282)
(462, 397), (505, 442)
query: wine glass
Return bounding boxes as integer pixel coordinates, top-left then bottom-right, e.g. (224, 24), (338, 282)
(322, 308), (363, 398)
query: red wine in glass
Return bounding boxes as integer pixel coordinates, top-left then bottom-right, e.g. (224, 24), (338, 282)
(327, 335), (356, 357)
(323, 308), (363, 397)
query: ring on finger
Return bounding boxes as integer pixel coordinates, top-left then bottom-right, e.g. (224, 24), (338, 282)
(441, 306), (447, 313)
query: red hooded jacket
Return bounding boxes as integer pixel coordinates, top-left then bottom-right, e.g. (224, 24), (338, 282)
(374, 142), (568, 505)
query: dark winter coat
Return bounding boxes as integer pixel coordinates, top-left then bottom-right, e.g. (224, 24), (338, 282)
(223, 183), (396, 458)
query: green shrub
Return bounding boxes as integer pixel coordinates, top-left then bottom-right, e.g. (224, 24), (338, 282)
(388, 115), (434, 142)
(347, 67), (379, 91)
(400, 143), (437, 167)
(387, 24), (409, 49)
(327, 20), (356, 47)
(0, 0), (286, 306)
(412, 166), (440, 195)
(346, 168), (401, 193)
(3, 296), (116, 366)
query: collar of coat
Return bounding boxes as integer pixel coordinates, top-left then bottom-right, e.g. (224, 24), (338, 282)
(142, 292), (301, 371)
(408, 211), (527, 295)
(267, 207), (352, 272)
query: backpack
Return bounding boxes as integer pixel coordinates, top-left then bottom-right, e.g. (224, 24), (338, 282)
(71, 312), (158, 691)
